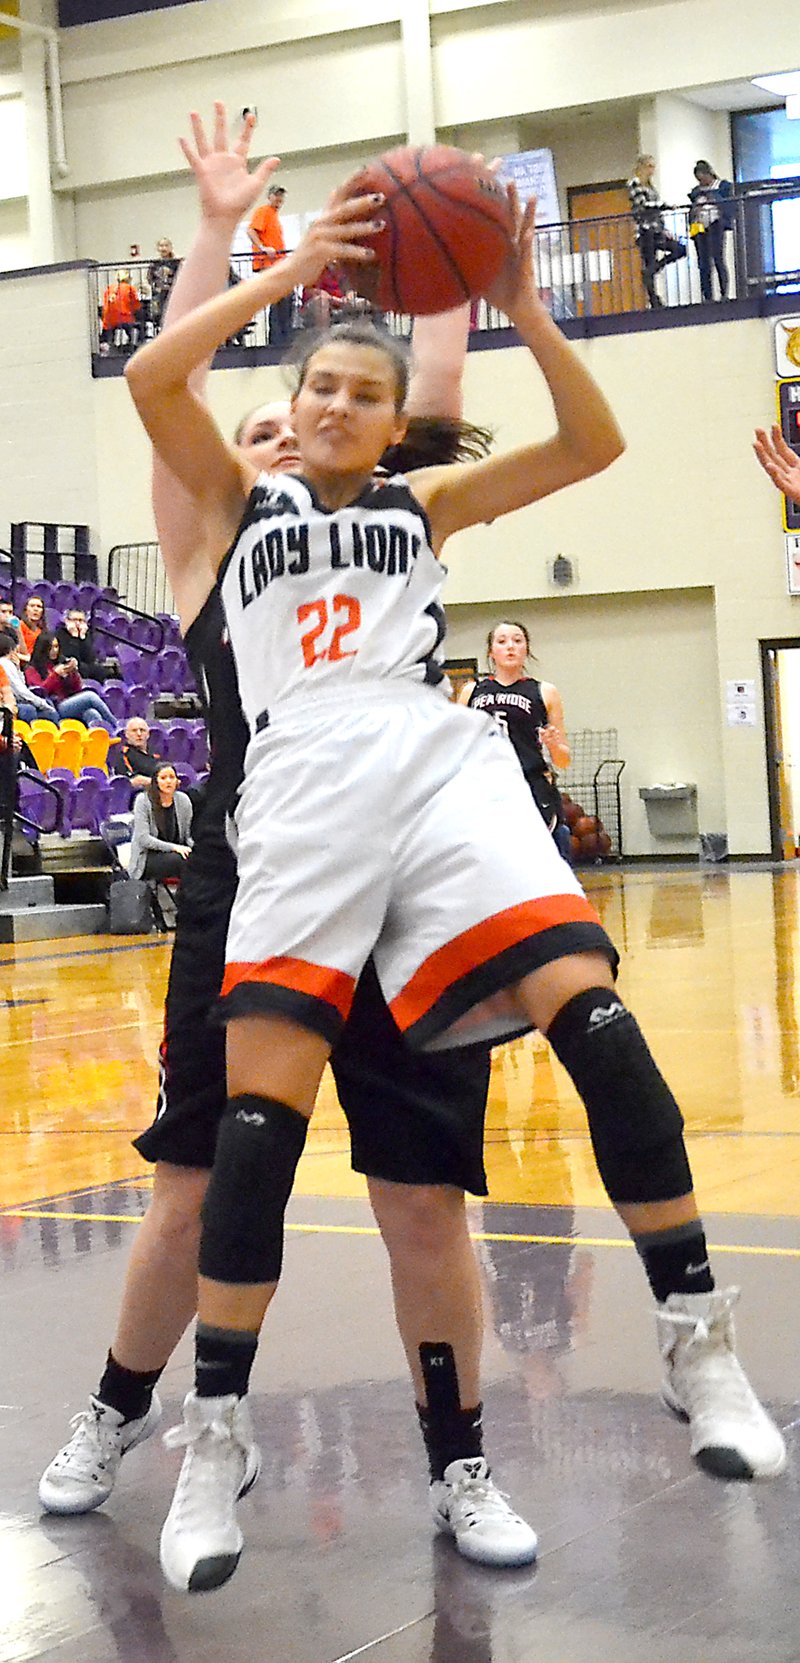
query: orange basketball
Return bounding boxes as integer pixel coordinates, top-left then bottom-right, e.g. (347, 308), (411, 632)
(339, 145), (514, 315)
(573, 815), (598, 839)
(580, 832), (600, 858)
(598, 830), (612, 856)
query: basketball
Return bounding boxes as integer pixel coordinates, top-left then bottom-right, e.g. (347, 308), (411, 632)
(598, 829), (612, 856)
(339, 144), (514, 315)
(580, 831), (600, 858)
(573, 814), (598, 839)
(562, 797), (583, 830)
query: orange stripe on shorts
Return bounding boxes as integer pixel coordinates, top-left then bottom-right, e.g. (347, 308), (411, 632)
(221, 956), (355, 1019)
(390, 893), (602, 1032)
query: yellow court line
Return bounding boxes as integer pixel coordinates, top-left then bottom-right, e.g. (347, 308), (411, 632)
(3, 1207), (800, 1259)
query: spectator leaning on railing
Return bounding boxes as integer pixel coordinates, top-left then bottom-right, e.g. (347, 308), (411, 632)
(688, 160), (735, 302)
(248, 181), (294, 347)
(627, 154), (686, 309)
(148, 238), (181, 331)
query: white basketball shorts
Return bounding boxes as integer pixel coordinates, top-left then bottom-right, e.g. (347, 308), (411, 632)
(219, 687), (617, 1048)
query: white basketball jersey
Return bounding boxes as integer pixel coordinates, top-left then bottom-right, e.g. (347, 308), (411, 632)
(219, 472), (448, 730)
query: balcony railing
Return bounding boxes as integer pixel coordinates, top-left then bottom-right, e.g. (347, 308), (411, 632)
(88, 176), (800, 367)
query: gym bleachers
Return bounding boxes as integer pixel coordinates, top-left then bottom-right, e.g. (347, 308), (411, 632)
(2, 533), (207, 850)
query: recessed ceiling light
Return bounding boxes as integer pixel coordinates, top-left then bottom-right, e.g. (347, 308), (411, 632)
(752, 70), (800, 96)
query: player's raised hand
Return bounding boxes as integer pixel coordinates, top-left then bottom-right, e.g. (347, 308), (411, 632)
(285, 187), (382, 288)
(754, 424), (800, 506)
(179, 101), (279, 226)
(483, 187), (543, 322)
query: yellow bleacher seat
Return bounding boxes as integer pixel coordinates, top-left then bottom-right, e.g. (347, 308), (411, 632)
(81, 726), (111, 771)
(27, 728), (56, 772)
(52, 727), (83, 775)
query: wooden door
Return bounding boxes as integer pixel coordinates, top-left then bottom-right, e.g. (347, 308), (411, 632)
(568, 183), (645, 316)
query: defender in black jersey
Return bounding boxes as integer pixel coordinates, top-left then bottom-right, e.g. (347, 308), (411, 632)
(465, 620), (571, 860)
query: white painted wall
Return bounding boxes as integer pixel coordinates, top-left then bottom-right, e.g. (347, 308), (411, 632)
(0, 199), (30, 269)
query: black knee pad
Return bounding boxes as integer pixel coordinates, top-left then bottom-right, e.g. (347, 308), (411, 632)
(199, 1094), (309, 1284)
(546, 989), (692, 1204)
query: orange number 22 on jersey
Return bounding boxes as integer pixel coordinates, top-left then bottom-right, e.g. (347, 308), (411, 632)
(297, 594), (361, 668)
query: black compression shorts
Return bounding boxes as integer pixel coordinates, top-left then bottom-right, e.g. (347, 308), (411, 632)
(133, 832), (489, 1194)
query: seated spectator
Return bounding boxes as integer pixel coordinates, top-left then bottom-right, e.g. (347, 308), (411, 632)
(147, 238), (180, 331)
(61, 608), (120, 681)
(129, 764), (192, 881)
(113, 716), (163, 789)
(18, 595), (46, 660)
(100, 269), (141, 354)
(0, 598), (20, 645)
(0, 632), (59, 724)
(26, 631), (116, 731)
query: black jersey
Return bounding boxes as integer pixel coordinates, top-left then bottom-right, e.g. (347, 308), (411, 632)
(183, 587), (248, 840)
(468, 676), (550, 785)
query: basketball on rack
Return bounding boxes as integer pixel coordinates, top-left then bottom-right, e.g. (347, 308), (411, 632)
(338, 144), (514, 315)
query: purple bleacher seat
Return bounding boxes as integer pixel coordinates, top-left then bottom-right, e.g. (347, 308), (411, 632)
(80, 765), (108, 782)
(147, 722), (167, 755)
(154, 646), (186, 694)
(106, 774), (134, 815)
(70, 774), (110, 834)
(129, 615), (163, 652)
(100, 681), (129, 722)
(81, 678), (104, 694)
(115, 644), (141, 683)
(53, 582), (79, 613)
(125, 683), (151, 717)
(17, 774), (63, 836)
(189, 726), (209, 771)
(156, 612), (182, 646)
(161, 719), (194, 764)
(78, 582), (102, 610)
(174, 763), (197, 788)
(14, 577), (34, 610)
(46, 769), (77, 834)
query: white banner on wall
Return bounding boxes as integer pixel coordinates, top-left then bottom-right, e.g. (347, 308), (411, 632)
(775, 317), (800, 378)
(497, 150), (560, 226)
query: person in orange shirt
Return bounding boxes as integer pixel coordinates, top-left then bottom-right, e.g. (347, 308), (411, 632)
(247, 183), (294, 347)
(18, 594), (46, 659)
(100, 268), (141, 353)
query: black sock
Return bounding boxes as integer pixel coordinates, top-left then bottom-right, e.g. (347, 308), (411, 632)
(417, 1400), (485, 1483)
(633, 1220), (715, 1303)
(96, 1351), (164, 1423)
(416, 1341), (485, 1482)
(195, 1322), (258, 1400)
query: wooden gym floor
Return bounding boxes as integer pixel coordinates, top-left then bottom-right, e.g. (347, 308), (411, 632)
(2, 864), (799, 1662)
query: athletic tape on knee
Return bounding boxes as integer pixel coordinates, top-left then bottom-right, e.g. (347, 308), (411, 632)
(546, 989), (691, 1204)
(199, 1094), (309, 1284)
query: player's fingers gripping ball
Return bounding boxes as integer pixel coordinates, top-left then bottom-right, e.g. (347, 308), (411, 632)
(338, 144), (515, 315)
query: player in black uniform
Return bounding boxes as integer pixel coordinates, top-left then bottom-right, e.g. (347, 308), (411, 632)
(463, 619), (571, 858)
(39, 105), (536, 1573)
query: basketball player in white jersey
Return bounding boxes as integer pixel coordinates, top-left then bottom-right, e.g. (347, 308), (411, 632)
(40, 107), (536, 1573)
(126, 111), (784, 1594)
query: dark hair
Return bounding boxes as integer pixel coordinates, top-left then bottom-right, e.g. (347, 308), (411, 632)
(487, 619), (533, 666)
(30, 630), (59, 676)
(381, 415), (494, 473)
(287, 321), (410, 413)
(21, 595), (45, 623)
(148, 764), (178, 837)
(694, 159), (714, 176)
(0, 631), (15, 658)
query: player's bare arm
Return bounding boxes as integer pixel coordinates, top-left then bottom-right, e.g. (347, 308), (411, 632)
(152, 103), (279, 628)
(412, 192), (625, 551)
(126, 188), (382, 556)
